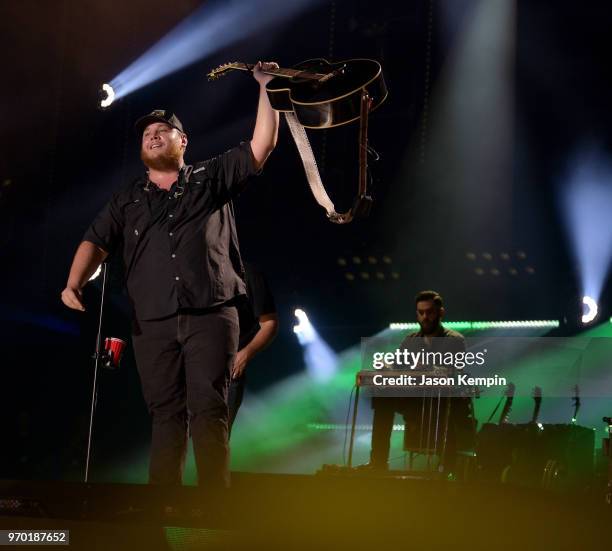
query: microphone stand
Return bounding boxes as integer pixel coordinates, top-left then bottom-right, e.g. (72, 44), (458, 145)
(84, 262), (108, 483)
(604, 417), (612, 506)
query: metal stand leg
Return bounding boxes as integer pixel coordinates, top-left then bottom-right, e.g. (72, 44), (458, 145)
(438, 397), (452, 474)
(347, 382), (361, 468)
(425, 393), (434, 471)
(84, 262), (107, 483)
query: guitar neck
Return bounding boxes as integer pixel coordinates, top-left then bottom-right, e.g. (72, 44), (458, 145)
(499, 397), (513, 424)
(226, 63), (322, 80)
(499, 383), (515, 424)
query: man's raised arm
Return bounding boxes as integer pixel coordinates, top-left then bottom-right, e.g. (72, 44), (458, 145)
(250, 61), (280, 171)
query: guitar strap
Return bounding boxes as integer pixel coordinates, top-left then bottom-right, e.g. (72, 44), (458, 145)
(284, 112), (336, 216)
(283, 89), (374, 224)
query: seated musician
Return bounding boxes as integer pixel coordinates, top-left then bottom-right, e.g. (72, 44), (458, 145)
(364, 290), (474, 474)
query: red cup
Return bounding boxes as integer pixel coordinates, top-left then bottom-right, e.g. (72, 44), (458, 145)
(104, 337), (126, 368)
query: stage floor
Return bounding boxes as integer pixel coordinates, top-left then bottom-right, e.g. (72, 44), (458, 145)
(1, 472), (610, 550)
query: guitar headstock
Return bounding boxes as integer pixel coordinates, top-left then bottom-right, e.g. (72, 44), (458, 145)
(533, 386), (542, 399)
(505, 382), (516, 397)
(207, 62), (244, 81)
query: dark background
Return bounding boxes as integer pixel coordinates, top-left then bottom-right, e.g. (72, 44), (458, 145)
(0, 0), (610, 480)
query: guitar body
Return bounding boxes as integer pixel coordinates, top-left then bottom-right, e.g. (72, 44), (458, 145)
(265, 58), (388, 129)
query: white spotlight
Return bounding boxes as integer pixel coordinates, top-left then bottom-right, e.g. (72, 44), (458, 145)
(581, 295), (598, 325)
(293, 309), (315, 344)
(100, 83), (115, 109)
(292, 308), (337, 381)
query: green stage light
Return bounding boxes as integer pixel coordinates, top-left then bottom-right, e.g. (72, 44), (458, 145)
(389, 320), (560, 331)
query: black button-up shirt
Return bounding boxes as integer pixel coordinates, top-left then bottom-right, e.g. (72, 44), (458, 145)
(83, 141), (258, 320)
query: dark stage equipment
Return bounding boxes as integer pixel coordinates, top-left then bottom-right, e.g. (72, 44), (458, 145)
(477, 422), (595, 491)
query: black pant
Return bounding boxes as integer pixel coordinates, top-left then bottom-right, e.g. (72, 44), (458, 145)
(227, 374), (245, 436)
(132, 306), (238, 488)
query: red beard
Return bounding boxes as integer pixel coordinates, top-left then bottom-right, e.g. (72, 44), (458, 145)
(140, 141), (184, 171)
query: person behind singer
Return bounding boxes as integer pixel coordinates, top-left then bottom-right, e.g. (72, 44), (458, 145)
(229, 262), (278, 434)
(60, 62), (280, 490)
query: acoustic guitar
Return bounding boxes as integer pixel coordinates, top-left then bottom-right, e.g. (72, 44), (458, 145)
(208, 58), (388, 129)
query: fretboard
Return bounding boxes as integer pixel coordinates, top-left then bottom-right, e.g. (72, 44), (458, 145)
(234, 62), (324, 80)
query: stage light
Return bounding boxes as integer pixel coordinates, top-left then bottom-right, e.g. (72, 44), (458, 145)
(293, 308), (314, 344)
(581, 295), (598, 325)
(107, 0), (325, 101)
(293, 308), (337, 381)
(99, 83), (115, 109)
(389, 320), (560, 331)
(560, 148), (612, 308)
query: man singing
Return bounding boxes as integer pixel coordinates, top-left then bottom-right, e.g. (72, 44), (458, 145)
(61, 62), (279, 489)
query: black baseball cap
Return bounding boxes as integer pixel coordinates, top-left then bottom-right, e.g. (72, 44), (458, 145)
(134, 110), (185, 136)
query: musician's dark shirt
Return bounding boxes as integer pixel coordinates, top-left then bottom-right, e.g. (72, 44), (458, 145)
(372, 325), (467, 407)
(82, 142), (258, 320)
(237, 263), (276, 351)
(399, 325), (466, 358)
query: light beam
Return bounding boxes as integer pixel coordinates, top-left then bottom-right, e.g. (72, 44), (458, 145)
(109, 0), (325, 100)
(559, 148), (612, 304)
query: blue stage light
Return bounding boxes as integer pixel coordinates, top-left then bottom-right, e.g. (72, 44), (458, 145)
(560, 148), (612, 305)
(109, 0), (324, 101)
